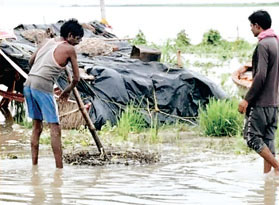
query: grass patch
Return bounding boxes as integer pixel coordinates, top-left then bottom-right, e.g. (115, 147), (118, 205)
(198, 98), (244, 137)
(116, 103), (147, 140)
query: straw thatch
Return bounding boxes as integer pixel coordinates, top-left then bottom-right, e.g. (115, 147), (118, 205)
(21, 28), (56, 44)
(76, 38), (115, 56)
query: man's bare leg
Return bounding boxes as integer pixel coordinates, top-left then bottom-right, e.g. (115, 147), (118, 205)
(50, 123), (63, 169)
(31, 119), (43, 165)
(260, 146), (279, 175)
(264, 159), (272, 174)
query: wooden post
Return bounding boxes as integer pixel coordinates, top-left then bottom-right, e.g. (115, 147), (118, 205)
(177, 50), (183, 68)
(0, 49), (28, 79)
(100, 0), (106, 21)
(65, 67), (108, 160)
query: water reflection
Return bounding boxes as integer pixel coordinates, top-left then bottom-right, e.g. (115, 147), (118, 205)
(31, 166), (46, 204)
(247, 177), (278, 205)
(30, 166), (63, 205)
(50, 169), (63, 204)
(263, 179), (277, 205)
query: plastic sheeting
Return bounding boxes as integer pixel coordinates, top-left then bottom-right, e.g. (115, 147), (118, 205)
(56, 53), (226, 129)
(0, 21), (226, 130)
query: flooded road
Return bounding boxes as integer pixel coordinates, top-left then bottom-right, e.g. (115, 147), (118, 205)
(1, 128), (279, 204)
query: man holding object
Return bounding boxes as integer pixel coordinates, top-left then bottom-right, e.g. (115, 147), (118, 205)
(24, 19), (84, 168)
(239, 10), (279, 175)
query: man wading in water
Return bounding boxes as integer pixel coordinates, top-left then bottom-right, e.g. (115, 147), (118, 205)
(238, 10), (279, 175)
(23, 19), (84, 168)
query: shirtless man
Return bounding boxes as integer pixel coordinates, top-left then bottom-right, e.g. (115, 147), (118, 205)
(24, 19), (84, 168)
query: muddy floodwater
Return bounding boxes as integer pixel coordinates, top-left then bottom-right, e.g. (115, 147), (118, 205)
(1, 126), (279, 204)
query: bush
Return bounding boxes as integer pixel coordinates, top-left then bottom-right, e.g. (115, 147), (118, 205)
(175, 29), (190, 48)
(158, 39), (177, 64)
(130, 30), (147, 45)
(202, 29), (222, 45)
(199, 98), (243, 137)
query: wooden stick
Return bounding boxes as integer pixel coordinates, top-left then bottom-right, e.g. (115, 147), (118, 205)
(59, 102), (91, 118)
(65, 67), (108, 160)
(59, 107), (80, 118)
(0, 49), (28, 79)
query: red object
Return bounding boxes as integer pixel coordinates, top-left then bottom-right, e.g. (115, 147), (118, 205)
(0, 31), (16, 40)
(0, 90), (25, 102)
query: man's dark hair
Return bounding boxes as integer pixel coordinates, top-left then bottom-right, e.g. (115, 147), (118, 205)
(248, 10), (272, 30)
(60, 19), (84, 38)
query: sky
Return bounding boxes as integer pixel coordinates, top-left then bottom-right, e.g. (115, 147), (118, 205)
(0, 0), (278, 8)
(0, 0), (278, 44)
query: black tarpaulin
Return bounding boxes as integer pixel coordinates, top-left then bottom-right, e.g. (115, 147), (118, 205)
(0, 21), (226, 130)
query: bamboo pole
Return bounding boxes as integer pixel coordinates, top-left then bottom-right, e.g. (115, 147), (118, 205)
(65, 67), (108, 160)
(100, 0), (106, 21)
(0, 49), (28, 79)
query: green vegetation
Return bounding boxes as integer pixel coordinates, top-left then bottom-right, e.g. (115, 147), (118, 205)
(198, 98), (243, 137)
(99, 102), (162, 143)
(175, 29), (191, 48)
(202, 29), (222, 45)
(115, 103), (147, 140)
(132, 29), (254, 66)
(129, 30), (147, 45)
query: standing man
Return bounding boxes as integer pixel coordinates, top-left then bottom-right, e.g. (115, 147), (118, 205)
(24, 19), (84, 168)
(238, 10), (279, 175)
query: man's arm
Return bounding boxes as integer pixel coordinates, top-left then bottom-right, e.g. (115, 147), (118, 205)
(59, 47), (80, 101)
(244, 44), (268, 104)
(238, 44), (268, 114)
(237, 64), (250, 77)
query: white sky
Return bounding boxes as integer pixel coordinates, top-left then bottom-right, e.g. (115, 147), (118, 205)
(0, 0), (277, 7)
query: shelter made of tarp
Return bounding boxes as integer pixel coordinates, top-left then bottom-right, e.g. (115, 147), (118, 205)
(0, 20), (226, 130)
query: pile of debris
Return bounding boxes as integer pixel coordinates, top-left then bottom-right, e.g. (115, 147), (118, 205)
(63, 149), (160, 166)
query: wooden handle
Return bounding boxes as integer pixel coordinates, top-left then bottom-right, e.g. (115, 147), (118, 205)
(65, 67), (108, 159)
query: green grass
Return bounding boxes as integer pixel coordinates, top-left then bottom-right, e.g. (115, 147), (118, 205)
(149, 113), (160, 143)
(130, 28), (255, 66)
(99, 103), (166, 143)
(116, 103), (147, 140)
(198, 98), (244, 137)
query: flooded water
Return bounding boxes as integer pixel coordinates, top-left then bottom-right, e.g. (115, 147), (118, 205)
(1, 127), (279, 204)
(1, 2), (279, 204)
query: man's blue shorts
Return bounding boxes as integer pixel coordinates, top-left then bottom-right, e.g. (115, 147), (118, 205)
(23, 86), (59, 123)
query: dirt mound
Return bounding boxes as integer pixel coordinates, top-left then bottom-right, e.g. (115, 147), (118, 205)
(63, 149), (160, 166)
(75, 38), (116, 56)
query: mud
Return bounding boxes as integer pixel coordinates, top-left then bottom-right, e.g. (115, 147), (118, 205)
(63, 149), (160, 166)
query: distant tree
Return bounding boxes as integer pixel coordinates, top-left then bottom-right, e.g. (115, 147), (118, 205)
(202, 29), (222, 45)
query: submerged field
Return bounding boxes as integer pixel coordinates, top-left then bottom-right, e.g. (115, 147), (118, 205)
(3, 28), (279, 204)
(0, 28), (262, 158)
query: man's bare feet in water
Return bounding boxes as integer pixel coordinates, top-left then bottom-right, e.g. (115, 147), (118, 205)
(264, 169), (279, 180)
